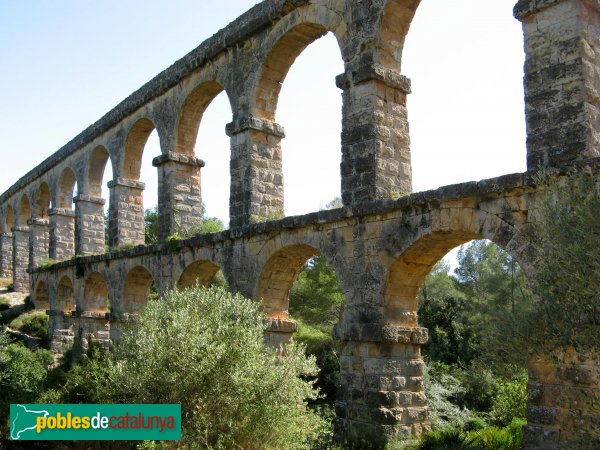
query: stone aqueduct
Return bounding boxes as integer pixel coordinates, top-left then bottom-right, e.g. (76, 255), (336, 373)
(0, 0), (599, 447)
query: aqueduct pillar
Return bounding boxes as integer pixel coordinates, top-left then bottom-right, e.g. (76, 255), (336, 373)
(226, 117), (285, 228)
(12, 226), (29, 292)
(74, 195), (106, 255)
(108, 178), (146, 247)
(337, 65), (413, 206)
(153, 152), (204, 241)
(515, 1), (600, 447)
(515, 0), (600, 168)
(28, 218), (49, 268)
(49, 208), (75, 261)
(0, 232), (13, 278)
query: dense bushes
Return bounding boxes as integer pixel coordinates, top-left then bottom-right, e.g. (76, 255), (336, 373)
(408, 418), (525, 450)
(0, 330), (53, 442)
(49, 286), (322, 449)
(9, 310), (49, 339)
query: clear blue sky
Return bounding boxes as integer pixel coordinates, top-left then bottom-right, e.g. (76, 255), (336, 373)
(0, 1), (526, 228)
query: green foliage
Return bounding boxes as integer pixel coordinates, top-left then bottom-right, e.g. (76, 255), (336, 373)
(0, 298), (10, 311)
(145, 203), (226, 247)
(166, 232), (182, 250)
(294, 319), (340, 400)
(407, 418), (525, 450)
(57, 347), (113, 404)
(0, 330), (53, 440)
(525, 170), (600, 350)
(9, 310), (49, 339)
(105, 286), (322, 449)
(37, 258), (56, 271)
(144, 207), (159, 244)
(418, 261), (478, 365)
(197, 217), (225, 234)
(290, 256), (344, 335)
(488, 370), (527, 427)
(112, 242), (136, 252)
(424, 362), (479, 430)
(289, 256), (344, 401)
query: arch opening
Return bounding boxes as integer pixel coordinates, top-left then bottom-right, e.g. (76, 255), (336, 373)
(401, 0), (526, 192)
(123, 118), (156, 181)
(83, 272), (109, 313)
(57, 167), (78, 210)
(18, 195), (31, 226)
(177, 260), (222, 291)
(87, 146), (113, 249)
(122, 120), (159, 245)
(36, 182), (51, 219)
(188, 89), (232, 227)
(258, 244), (346, 403)
(89, 146), (112, 198)
(33, 280), (50, 310)
(57, 275), (75, 313)
(122, 266), (155, 314)
(5, 205), (15, 232)
(385, 234), (533, 433)
(265, 28), (344, 216)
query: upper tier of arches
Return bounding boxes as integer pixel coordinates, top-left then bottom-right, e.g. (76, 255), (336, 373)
(0, 0), (421, 245)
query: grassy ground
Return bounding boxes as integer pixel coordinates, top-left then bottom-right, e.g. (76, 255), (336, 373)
(0, 277), (28, 306)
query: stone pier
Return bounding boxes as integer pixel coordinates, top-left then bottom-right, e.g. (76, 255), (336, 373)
(74, 195), (106, 255)
(108, 178), (145, 247)
(226, 117), (285, 227)
(49, 208), (75, 261)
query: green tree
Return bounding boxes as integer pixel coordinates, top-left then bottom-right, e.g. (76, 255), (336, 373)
(145, 203), (225, 244)
(144, 207), (159, 244)
(102, 286), (321, 449)
(0, 330), (53, 443)
(418, 261), (478, 365)
(524, 170), (600, 350)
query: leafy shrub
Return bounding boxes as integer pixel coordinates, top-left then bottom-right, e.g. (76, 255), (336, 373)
(456, 366), (499, 412)
(408, 418), (525, 450)
(410, 427), (469, 450)
(106, 286), (322, 449)
(0, 331), (53, 443)
(489, 370), (527, 427)
(9, 310), (49, 339)
(0, 298), (10, 311)
(424, 362), (479, 429)
(295, 319), (340, 401)
(467, 418), (525, 450)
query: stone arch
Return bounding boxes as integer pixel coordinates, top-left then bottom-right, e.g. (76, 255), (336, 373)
(122, 265), (155, 313)
(122, 118), (157, 180)
(175, 81), (229, 156)
(88, 145), (111, 197)
(57, 275), (75, 313)
(256, 244), (322, 319)
(375, 0), (421, 69)
(4, 205), (15, 232)
(18, 194), (31, 226)
(177, 260), (221, 291)
(57, 167), (77, 209)
(33, 280), (50, 310)
(383, 207), (527, 326)
(256, 23), (336, 121)
(35, 182), (51, 219)
(83, 272), (109, 313)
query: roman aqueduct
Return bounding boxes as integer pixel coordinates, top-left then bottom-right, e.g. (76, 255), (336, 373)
(1, 0), (599, 447)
